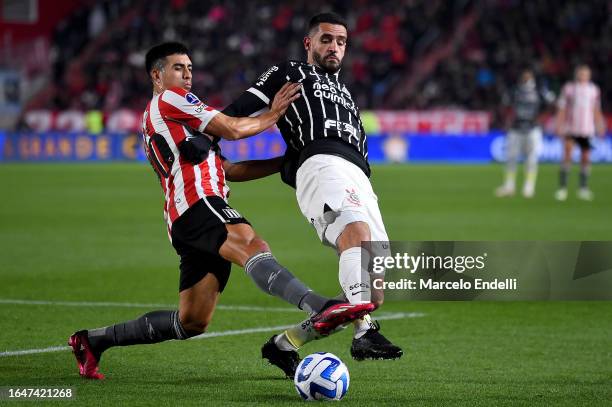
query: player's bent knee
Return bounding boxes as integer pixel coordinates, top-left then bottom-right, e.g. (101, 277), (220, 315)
(179, 314), (210, 336)
(346, 221), (371, 240)
(337, 221), (371, 250)
(178, 305), (213, 336)
(226, 224), (270, 251)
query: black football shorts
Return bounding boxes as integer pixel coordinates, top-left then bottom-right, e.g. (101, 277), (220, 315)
(170, 197), (249, 292)
(567, 135), (593, 151)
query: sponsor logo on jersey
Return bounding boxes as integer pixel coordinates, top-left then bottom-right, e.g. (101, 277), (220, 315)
(185, 92), (201, 105)
(313, 82), (357, 113)
(256, 65), (279, 87)
(324, 119), (358, 138)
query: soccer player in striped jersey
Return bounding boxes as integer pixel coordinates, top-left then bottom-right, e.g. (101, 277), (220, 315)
(223, 13), (402, 378)
(555, 65), (606, 201)
(68, 42), (374, 380)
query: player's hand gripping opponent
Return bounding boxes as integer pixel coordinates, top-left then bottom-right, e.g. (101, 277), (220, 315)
(269, 82), (301, 119)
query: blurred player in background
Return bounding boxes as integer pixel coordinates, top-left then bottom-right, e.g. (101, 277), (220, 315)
(224, 13), (402, 378)
(68, 42), (374, 380)
(555, 64), (606, 201)
(496, 68), (554, 198)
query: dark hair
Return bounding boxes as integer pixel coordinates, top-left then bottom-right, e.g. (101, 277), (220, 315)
(575, 63), (590, 72)
(145, 42), (189, 75)
(308, 12), (348, 34)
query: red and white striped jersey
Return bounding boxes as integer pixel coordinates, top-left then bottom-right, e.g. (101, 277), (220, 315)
(558, 81), (601, 137)
(142, 87), (230, 231)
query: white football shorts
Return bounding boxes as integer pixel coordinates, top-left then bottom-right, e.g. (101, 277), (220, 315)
(295, 154), (389, 250)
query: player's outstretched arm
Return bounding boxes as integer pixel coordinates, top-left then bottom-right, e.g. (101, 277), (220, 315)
(223, 156), (283, 182)
(205, 82), (300, 141)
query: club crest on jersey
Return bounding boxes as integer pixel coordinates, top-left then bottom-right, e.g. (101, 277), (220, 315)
(185, 92), (201, 105)
(346, 188), (361, 206)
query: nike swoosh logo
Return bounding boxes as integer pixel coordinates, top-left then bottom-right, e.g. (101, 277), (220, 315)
(351, 291), (367, 296)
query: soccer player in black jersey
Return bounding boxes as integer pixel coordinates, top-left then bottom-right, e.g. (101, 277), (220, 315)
(224, 13), (402, 378)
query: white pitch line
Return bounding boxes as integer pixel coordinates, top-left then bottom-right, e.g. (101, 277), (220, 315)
(0, 312), (424, 358)
(1, 346), (69, 357)
(0, 299), (301, 313)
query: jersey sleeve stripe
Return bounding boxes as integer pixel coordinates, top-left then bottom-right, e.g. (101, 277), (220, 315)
(247, 87), (270, 105)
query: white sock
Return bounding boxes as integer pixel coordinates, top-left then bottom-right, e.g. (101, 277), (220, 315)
(354, 314), (375, 339)
(504, 171), (516, 190)
(339, 247), (371, 304)
(277, 317), (344, 351)
(274, 331), (300, 351)
(338, 247), (375, 338)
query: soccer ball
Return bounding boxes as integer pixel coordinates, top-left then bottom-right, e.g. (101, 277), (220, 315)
(294, 352), (350, 401)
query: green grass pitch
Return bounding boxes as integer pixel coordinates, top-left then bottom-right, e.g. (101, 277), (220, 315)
(0, 163), (611, 406)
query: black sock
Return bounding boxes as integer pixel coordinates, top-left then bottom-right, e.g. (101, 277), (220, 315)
(87, 310), (190, 355)
(244, 252), (329, 313)
(299, 292), (333, 314)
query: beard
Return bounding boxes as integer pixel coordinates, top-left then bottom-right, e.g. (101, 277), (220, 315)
(313, 51), (342, 74)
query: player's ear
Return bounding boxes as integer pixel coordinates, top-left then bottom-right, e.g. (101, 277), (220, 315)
(303, 36), (311, 52)
(151, 69), (162, 87)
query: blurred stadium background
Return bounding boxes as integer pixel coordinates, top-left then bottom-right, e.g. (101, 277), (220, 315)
(1, 0), (611, 165)
(1, 2), (612, 405)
